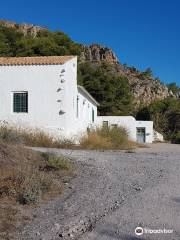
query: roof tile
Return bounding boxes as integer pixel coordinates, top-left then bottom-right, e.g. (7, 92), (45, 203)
(0, 56), (75, 65)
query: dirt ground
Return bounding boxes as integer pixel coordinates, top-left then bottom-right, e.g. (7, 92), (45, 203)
(17, 143), (180, 240)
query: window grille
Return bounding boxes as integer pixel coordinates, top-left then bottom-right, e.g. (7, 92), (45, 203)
(13, 92), (28, 113)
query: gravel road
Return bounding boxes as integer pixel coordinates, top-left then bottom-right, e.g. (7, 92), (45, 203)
(18, 143), (180, 240)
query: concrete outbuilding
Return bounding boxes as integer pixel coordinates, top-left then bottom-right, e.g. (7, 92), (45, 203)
(97, 116), (153, 143)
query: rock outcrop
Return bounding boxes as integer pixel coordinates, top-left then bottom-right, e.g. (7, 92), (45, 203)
(81, 44), (119, 64)
(0, 20), (46, 37)
(81, 44), (174, 107)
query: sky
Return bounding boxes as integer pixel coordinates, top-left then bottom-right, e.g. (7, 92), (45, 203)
(1, 0), (180, 85)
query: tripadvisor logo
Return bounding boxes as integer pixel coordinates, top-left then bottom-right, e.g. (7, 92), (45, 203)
(135, 226), (173, 236)
(135, 227), (143, 236)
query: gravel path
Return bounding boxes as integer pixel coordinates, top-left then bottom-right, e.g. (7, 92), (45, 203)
(17, 143), (180, 240)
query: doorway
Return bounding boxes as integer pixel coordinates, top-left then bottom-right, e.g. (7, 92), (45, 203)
(136, 127), (146, 143)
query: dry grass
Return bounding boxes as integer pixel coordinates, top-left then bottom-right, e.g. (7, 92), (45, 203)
(0, 123), (75, 148)
(80, 126), (137, 150)
(80, 131), (112, 149)
(0, 123), (141, 150)
(0, 141), (73, 238)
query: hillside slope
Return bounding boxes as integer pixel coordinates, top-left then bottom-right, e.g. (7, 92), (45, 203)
(80, 44), (174, 107)
(0, 20), (176, 110)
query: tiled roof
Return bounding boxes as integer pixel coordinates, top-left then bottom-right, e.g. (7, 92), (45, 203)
(0, 56), (75, 66)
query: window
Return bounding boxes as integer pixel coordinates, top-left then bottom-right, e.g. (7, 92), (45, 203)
(103, 121), (108, 127)
(13, 92), (28, 113)
(92, 108), (94, 122)
(111, 124), (118, 128)
(76, 96), (79, 118)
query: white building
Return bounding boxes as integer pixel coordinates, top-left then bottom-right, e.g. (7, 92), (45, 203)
(97, 116), (153, 143)
(0, 55), (154, 143)
(0, 56), (98, 139)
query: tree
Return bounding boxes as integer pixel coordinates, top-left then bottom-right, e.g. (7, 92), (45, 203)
(0, 25), (82, 57)
(167, 82), (180, 95)
(78, 62), (133, 116)
(142, 67), (153, 78)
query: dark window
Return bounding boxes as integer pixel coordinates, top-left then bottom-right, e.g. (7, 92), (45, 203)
(111, 124), (118, 128)
(13, 92), (28, 113)
(103, 121), (108, 127)
(92, 108), (94, 122)
(76, 96), (79, 118)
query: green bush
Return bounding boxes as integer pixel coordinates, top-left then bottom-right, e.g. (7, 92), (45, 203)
(42, 153), (71, 171)
(171, 131), (180, 144)
(19, 186), (41, 204)
(47, 156), (71, 170)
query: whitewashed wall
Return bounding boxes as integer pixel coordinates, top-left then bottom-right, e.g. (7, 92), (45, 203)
(97, 116), (137, 141)
(0, 57), (77, 138)
(136, 121), (153, 143)
(97, 116), (154, 143)
(0, 56), (98, 139)
(74, 89), (97, 137)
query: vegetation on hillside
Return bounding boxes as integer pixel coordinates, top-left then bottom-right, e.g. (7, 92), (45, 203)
(78, 62), (133, 115)
(167, 82), (180, 95)
(0, 25), (81, 57)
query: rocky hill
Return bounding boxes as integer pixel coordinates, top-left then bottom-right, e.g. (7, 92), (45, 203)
(0, 20), (175, 108)
(0, 20), (46, 37)
(81, 44), (174, 107)
(81, 44), (119, 64)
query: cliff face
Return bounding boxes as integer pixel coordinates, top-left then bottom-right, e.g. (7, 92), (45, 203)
(81, 44), (119, 64)
(121, 65), (174, 107)
(81, 44), (174, 107)
(0, 20), (46, 37)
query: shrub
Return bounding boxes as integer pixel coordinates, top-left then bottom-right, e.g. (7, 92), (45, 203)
(171, 131), (180, 144)
(99, 125), (129, 148)
(0, 123), (22, 144)
(43, 153), (72, 171)
(19, 186), (41, 204)
(0, 168), (61, 205)
(21, 129), (55, 147)
(80, 131), (112, 149)
(80, 125), (132, 150)
(56, 138), (75, 149)
(0, 156), (67, 205)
